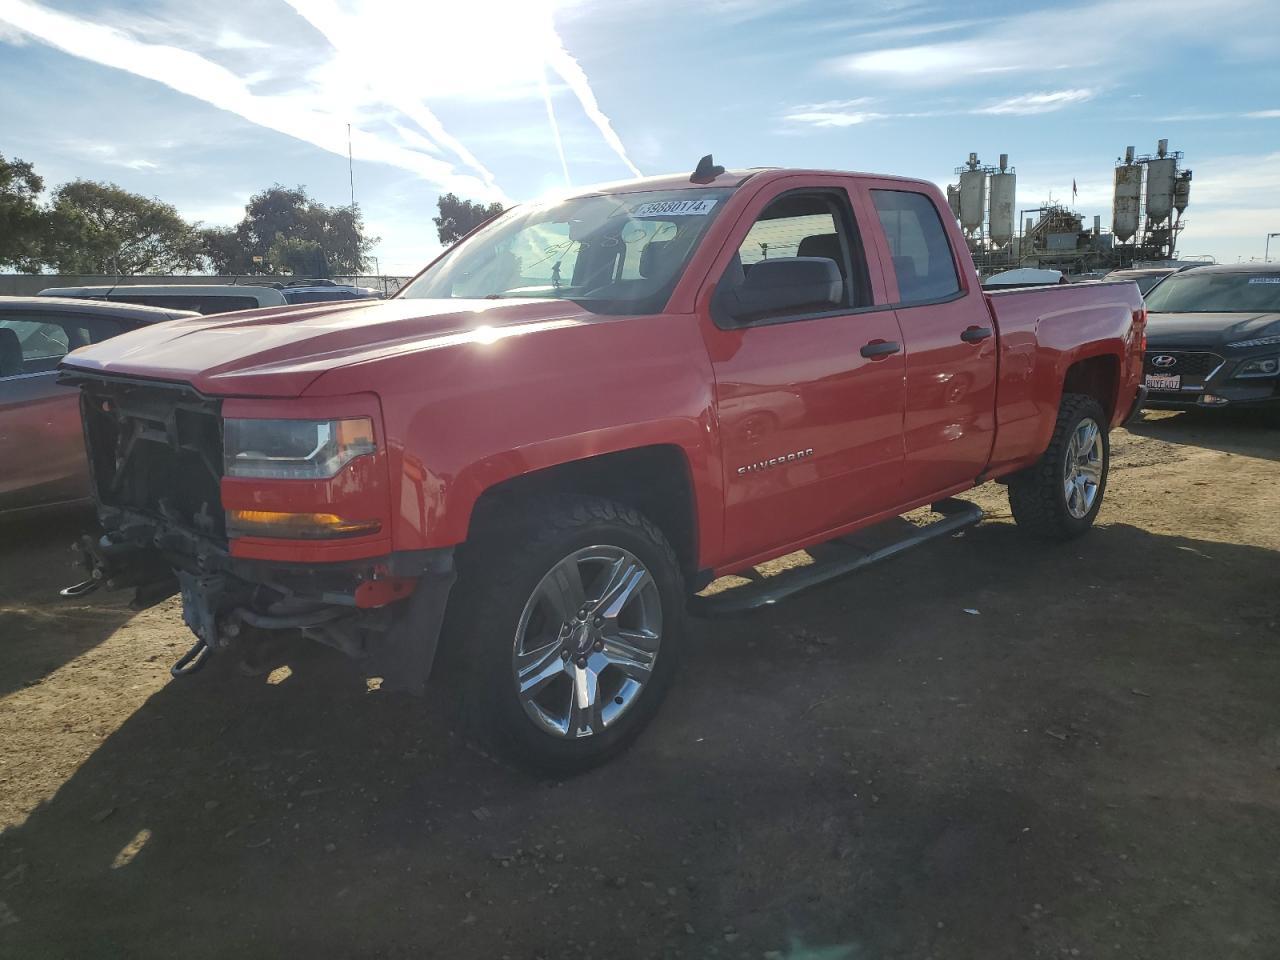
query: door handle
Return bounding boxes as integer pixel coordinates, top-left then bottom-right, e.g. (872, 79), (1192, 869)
(960, 325), (993, 343)
(860, 339), (901, 359)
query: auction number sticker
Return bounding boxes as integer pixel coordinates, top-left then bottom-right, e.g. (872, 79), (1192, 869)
(1248, 277), (1280, 284)
(631, 197), (718, 218)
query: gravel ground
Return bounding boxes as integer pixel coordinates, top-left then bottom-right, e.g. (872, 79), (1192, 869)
(1, 409), (1278, 959)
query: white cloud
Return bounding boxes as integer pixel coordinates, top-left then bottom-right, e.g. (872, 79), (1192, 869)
(784, 110), (890, 128)
(282, 0), (638, 180)
(0, 0), (642, 201)
(831, 0), (1277, 86)
(782, 89), (1093, 129)
(1246, 109), (1280, 118)
(57, 139), (162, 172)
(0, 0), (503, 200)
(1176, 151), (1280, 258)
(975, 89), (1095, 116)
(782, 97), (889, 127)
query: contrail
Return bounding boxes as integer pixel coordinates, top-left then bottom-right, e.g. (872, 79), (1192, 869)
(538, 65), (571, 187)
(0, 0), (501, 200)
(544, 35), (642, 178)
(282, 0), (502, 192)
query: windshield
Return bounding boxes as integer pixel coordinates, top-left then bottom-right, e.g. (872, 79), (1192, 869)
(1144, 272), (1280, 313)
(1134, 274), (1169, 295)
(399, 189), (733, 315)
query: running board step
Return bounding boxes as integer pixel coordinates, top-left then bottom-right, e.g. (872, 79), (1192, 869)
(689, 498), (983, 617)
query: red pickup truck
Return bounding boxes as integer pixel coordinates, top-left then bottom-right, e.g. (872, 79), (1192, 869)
(60, 160), (1146, 771)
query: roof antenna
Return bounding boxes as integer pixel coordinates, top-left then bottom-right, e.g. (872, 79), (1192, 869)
(690, 154), (725, 185)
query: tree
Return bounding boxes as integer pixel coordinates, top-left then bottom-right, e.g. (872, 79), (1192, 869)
(43, 180), (203, 274)
(0, 153), (49, 273)
(203, 185), (377, 276)
(197, 226), (252, 275)
(267, 236), (327, 276)
(433, 193), (504, 246)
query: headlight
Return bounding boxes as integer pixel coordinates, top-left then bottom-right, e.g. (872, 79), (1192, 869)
(223, 417), (376, 479)
(1234, 356), (1280, 378)
(1227, 334), (1280, 349)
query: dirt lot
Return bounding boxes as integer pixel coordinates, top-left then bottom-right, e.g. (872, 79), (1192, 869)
(1, 410), (1278, 959)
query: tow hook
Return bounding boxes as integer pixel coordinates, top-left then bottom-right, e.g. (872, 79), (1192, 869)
(170, 638), (211, 677)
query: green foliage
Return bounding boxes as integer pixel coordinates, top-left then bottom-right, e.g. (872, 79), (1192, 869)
(267, 236), (327, 276)
(0, 153), (49, 273)
(0, 161), (377, 278)
(433, 193), (505, 246)
(43, 180), (203, 274)
(204, 185), (377, 276)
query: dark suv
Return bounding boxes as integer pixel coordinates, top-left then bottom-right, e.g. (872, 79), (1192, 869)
(1141, 263), (1280, 414)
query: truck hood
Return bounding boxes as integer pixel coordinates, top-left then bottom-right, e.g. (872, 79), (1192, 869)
(1145, 312), (1280, 351)
(60, 297), (593, 397)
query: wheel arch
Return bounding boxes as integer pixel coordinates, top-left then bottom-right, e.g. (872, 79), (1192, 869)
(464, 445), (703, 586)
(1061, 352), (1121, 423)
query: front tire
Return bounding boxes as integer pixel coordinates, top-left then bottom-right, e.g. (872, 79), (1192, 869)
(443, 495), (684, 774)
(1008, 393), (1110, 540)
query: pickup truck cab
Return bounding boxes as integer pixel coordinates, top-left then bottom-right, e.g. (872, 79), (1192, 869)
(60, 160), (1146, 771)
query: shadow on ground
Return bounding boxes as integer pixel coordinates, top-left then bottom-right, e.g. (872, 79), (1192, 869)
(1128, 408), (1280, 460)
(2, 519), (1279, 959)
(0, 508), (126, 699)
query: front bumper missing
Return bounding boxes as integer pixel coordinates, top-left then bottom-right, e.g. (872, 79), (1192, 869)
(67, 508), (456, 693)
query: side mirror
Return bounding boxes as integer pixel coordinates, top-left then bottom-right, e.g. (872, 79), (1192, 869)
(726, 257), (842, 323)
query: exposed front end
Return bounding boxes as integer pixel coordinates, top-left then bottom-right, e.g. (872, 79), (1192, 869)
(62, 371), (453, 690)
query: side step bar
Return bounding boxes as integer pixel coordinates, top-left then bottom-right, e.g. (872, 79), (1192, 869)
(689, 498), (983, 617)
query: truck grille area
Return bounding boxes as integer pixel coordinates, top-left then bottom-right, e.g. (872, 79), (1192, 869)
(77, 376), (226, 540)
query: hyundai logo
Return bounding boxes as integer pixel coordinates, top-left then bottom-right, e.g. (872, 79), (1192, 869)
(1151, 354), (1178, 368)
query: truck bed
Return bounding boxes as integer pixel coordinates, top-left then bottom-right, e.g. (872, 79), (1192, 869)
(982, 280), (1146, 478)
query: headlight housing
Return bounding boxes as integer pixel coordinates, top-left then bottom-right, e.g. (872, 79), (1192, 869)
(1234, 356), (1280, 378)
(223, 417), (376, 479)
(1227, 334), (1280, 349)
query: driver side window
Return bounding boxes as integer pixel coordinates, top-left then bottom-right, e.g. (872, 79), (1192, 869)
(715, 190), (868, 328)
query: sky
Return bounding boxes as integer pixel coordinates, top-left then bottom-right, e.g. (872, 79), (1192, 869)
(1, 0), (1278, 274)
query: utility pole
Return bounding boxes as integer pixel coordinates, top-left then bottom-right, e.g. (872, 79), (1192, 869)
(1266, 232), (1280, 263)
(348, 123), (356, 210)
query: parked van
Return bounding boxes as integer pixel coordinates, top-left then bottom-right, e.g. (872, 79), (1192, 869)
(38, 284), (287, 315)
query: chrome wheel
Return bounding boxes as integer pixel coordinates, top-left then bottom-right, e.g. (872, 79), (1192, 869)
(512, 545), (663, 739)
(1063, 417), (1104, 520)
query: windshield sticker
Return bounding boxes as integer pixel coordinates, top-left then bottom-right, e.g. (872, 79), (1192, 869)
(631, 197), (719, 218)
(1247, 277), (1280, 284)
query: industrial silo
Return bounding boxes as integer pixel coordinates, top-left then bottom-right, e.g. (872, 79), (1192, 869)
(1145, 157), (1176, 223)
(1174, 170), (1192, 216)
(958, 168), (987, 235)
(946, 183), (961, 219)
(1112, 147), (1142, 243)
(988, 155), (1015, 245)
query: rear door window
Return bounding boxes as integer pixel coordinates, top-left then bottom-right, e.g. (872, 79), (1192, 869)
(871, 190), (961, 304)
(0, 315), (122, 377)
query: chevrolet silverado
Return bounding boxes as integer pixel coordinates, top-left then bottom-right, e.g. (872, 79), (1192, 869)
(59, 159), (1147, 771)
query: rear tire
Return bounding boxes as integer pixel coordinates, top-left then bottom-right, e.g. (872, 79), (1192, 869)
(1008, 393), (1110, 540)
(441, 495), (684, 774)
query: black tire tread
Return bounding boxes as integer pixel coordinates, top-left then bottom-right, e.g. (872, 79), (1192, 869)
(1008, 393), (1108, 540)
(441, 493), (684, 774)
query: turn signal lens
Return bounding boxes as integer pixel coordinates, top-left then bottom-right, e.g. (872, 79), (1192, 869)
(227, 509), (381, 539)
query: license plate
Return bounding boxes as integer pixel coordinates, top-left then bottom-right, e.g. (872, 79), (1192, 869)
(1145, 373), (1180, 391)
